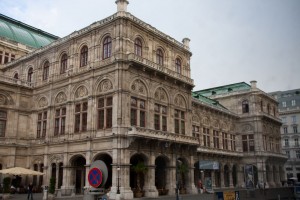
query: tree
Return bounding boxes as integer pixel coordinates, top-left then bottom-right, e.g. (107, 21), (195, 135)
(132, 161), (148, 192)
(178, 162), (188, 189)
(49, 177), (56, 194)
(3, 177), (11, 193)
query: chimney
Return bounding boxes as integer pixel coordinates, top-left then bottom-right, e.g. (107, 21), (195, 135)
(182, 38), (190, 50)
(250, 80), (257, 89)
(116, 0), (129, 12)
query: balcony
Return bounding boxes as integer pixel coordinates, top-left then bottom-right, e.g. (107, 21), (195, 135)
(0, 74), (34, 88)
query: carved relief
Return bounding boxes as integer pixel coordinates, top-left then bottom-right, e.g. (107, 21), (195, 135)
(131, 79), (147, 96)
(38, 97), (48, 108)
(202, 117), (210, 126)
(75, 86), (88, 98)
(192, 115), (200, 122)
(212, 119), (219, 128)
(154, 87), (168, 103)
(174, 94), (186, 108)
(98, 79), (113, 93)
(49, 154), (63, 163)
(55, 92), (67, 104)
(0, 95), (7, 105)
(241, 124), (253, 132)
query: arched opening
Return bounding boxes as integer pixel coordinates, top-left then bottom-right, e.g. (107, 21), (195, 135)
(93, 154), (112, 189)
(155, 156), (169, 195)
(130, 154), (147, 196)
(224, 165), (230, 187)
(70, 155), (86, 194)
(177, 157), (189, 193)
(194, 161), (200, 188)
(232, 165), (237, 187)
(273, 166), (277, 184)
(266, 165), (270, 183)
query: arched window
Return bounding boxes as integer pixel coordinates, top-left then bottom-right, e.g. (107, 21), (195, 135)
(242, 100), (249, 113)
(156, 49), (164, 65)
(14, 73), (19, 79)
(175, 58), (181, 74)
(80, 45), (88, 67)
(103, 36), (112, 59)
(134, 38), (142, 57)
(60, 54), (68, 74)
(43, 61), (50, 80)
(27, 68), (33, 82)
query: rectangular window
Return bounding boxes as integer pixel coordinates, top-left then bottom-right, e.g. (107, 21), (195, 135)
(285, 139), (289, 147)
(294, 126), (298, 134)
(282, 117), (287, 124)
(154, 104), (167, 131)
(296, 151), (300, 159)
(74, 102), (88, 132)
(203, 128), (210, 147)
(213, 130), (219, 149)
(292, 116), (297, 123)
(292, 100), (296, 106)
(286, 151), (290, 159)
(37, 111), (47, 138)
(11, 54), (15, 61)
(131, 97), (146, 127)
(282, 102), (286, 107)
(242, 134), (255, 152)
(54, 107), (66, 136)
(284, 127), (288, 134)
(222, 132), (228, 150)
(295, 138), (299, 147)
(192, 125), (200, 137)
(230, 134), (236, 151)
(174, 109), (185, 134)
(98, 97), (113, 129)
(4, 52), (9, 64)
(0, 111), (7, 137)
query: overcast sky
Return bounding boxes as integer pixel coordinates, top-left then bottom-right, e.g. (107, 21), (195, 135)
(1, 0), (299, 92)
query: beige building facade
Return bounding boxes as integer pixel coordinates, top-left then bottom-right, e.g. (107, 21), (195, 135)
(0, 1), (286, 199)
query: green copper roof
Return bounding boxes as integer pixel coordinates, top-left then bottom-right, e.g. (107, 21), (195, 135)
(192, 93), (228, 110)
(193, 82), (251, 97)
(0, 14), (59, 48)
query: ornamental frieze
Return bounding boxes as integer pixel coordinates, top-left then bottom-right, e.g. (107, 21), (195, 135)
(98, 79), (113, 93)
(154, 87), (168, 103)
(39, 97), (48, 108)
(131, 79), (147, 96)
(55, 92), (67, 104)
(75, 86), (88, 98)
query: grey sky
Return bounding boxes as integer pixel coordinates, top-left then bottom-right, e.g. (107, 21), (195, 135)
(1, 0), (299, 92)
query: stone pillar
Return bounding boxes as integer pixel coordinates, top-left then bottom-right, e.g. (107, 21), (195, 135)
(144, 154), (158, 198)
(229, 167), (234, 188)
(211, 171), (216, 188)
(55, 163), (59, 189)
(37, 164), (41, 187)
(220, 167), (225, 188)
(168, 154), (176, 195)
(187, 156), (197, 194)
(237, 165), (244, 188)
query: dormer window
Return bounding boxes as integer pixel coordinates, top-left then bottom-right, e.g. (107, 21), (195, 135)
(242, 100), (249, 113)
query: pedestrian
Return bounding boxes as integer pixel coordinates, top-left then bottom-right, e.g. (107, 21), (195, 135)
(197, 179), (203, 193)
(27, 182), (33, 200)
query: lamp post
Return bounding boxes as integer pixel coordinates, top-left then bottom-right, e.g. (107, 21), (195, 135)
(175, 143), (179, 200)
(117, 166), (120, 194)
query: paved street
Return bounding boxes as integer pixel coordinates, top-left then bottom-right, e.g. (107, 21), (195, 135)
(3, 193), (214, 200)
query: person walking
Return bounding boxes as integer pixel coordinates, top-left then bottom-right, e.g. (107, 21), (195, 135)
(27, 182), (33, 200)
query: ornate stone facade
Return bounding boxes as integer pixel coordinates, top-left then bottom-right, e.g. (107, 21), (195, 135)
(0, 1), (286, 199)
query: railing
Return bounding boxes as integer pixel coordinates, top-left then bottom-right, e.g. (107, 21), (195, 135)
(128, 127), (199, 145)
(128, 53), (194, 85)
(197, 146), (243, 157)
(0, 74), (34, 88)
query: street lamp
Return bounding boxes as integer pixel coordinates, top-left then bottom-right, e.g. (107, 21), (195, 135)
(175, 143), (179, 200)
(117, 166), (120, 194)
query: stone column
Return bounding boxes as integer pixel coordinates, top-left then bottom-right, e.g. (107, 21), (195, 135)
(229, 167), (234, 188)
(237, 165), (244, 188)
(220, 167), (225, 188)
(55, 163), (59, 189)
(144, 153), (158, 198)
(37, 164), (41, 187)
(211, 171), (216, 188)
(187, 156), (197, 194)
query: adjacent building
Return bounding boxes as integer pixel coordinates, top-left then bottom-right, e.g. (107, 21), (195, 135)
(0, 1), (287, 199)
(269, 89), (300, 181)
